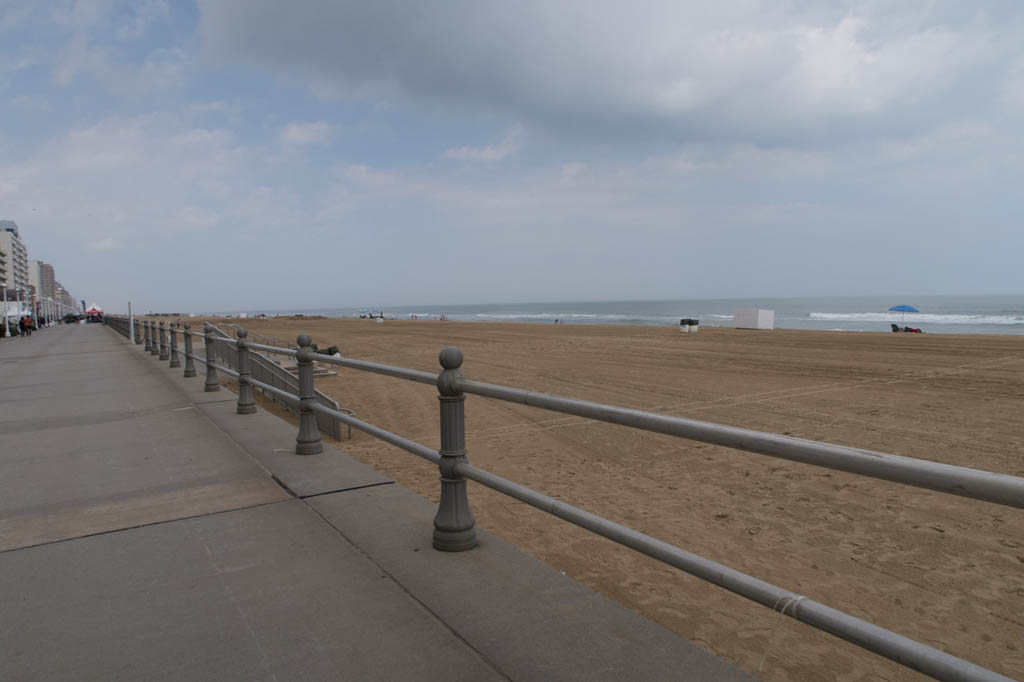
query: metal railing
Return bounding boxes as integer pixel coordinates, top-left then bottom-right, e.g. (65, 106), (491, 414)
(110, 317), (353, 439)
(201, 323), (351, 439)
(103, 315), (1022, 682)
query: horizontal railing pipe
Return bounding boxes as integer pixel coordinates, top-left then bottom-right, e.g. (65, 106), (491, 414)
(189, 354), (239, 379)
(310, 402), (440, 465)
(454, 462), (1011, 682)
(209, 361), (238, 378)
(248, 376), (301, 406)
(455, 378), (1024, 510)
(314, 353), (438, 386)
(247, 342), (299, 357)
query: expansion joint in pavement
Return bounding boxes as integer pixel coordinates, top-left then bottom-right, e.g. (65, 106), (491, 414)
(298, 481), (395, 500)
(0, 498), (292, 556)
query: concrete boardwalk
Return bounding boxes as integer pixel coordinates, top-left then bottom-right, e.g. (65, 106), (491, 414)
(0, 324), (754, 681)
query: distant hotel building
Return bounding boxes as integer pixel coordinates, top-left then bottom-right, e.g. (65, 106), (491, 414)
(30, 259), (57, 301)
(55, 282), (75, 310)
(0, 220), (30, 293)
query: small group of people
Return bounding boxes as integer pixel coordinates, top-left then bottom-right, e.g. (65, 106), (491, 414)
(2, 315), (36, 337)
(891, 323), (923, 333)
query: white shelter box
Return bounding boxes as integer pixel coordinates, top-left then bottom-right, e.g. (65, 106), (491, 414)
(734, 309), (775, 330)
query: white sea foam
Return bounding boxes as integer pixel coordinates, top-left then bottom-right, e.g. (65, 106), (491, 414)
(809, 312), (1024, 325)
(475, 313), (564, 319)
(473, 312), (671, 321)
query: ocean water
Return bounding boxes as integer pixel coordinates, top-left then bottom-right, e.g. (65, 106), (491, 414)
(265, 295), (1024, 336)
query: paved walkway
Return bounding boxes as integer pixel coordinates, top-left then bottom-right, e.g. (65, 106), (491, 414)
(0, 324), (755, 681)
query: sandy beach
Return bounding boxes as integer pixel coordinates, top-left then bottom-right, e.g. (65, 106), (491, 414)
(177, 318), (1024, 681)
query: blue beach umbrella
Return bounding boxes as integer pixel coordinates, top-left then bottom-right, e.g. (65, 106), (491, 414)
(888, 304), (919, 325)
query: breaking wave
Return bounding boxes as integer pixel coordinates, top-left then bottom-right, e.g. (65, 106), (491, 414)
(809, 312), (1024, 325)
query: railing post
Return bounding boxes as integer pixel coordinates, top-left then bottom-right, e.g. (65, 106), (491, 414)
(295, 334), (324, 455)
(235, 328), (256, 414)
(433, 347), (477, 552)
(168, 323), (181, 368)
(203, 323), (220, 392)
(150, 322), (159, 356)
(134, 319), (142, 345)
(183, 323), (197, 377)
(144, 320), (152, 352)
(158, 322), (169, 361)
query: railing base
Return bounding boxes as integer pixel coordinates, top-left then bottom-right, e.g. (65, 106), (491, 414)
(295, 439), (324, 456)
(432, 528), (477, 552)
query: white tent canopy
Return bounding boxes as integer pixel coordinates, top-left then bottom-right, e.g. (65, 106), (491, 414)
(3, 302), (33, 318)
(85, 302), (103, 314)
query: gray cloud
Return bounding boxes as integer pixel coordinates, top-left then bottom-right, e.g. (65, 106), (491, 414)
(4, 2), (1022, 312)
(198, 1), (1023, 144)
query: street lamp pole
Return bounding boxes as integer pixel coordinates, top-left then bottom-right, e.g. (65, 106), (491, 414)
(2, 284), (9, 337)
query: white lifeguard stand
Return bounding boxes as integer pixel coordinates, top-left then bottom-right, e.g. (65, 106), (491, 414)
(733, 309), (774, 330)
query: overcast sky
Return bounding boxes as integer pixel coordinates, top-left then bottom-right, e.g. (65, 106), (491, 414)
(2, 1), (1022, 312)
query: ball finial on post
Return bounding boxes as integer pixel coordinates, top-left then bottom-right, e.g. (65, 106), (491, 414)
(439, 346), (463, 370)
(437, 347), (465, 397)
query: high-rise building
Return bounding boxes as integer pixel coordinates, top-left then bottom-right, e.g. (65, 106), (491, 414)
(31, 260), (56, 301)
(55, 281), (75, 310)
(0, 220), (30, 293)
